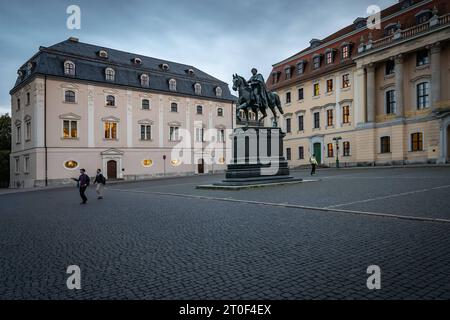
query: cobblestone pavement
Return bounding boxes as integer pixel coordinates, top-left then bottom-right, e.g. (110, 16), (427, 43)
(0, 167), (449, 299)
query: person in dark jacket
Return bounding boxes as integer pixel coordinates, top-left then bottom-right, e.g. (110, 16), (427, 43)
(73, 169), (90, 204)
(94, 169), (106, 199)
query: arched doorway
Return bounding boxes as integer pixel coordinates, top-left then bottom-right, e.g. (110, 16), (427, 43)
(107, 160), (117, 180)
(313, 143), (322, 164)
(197, 158), (205, 174)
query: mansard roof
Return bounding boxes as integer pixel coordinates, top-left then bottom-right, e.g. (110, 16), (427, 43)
(11, 38), (236, 102)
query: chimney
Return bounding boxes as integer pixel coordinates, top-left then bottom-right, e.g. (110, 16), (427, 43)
(68, 37), (79, 42)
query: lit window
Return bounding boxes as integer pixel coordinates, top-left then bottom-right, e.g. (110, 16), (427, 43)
(63, 120), (78, 138)
(142, 159), (153, 167)
(343, 106), (350, 124)
(327, 143), (334, 158)
(64, 160), (79, 170)
(386, 90), (396, 114)
(105, 68), (115, 81)
(342, 74), (350, 88)
(327, 79), (333, 93)
(170, 159), (181, 166)
(326, 51), (334, 64)
(380, 136), (391, 153)
(142, 99), (150, 110)
(417, 82), (430, 110)
(343, 141), (351, 156)
(65, 90), (76, 103)
(64, 61), (76, 76)
(104, 122), (118, 140)
(327, 109), (334, 127)
(342, 45), (350, 60)
(170, 102), (178, 113)
(313, 83), (320, 96)
(106, 95), (115, 107)
(140, 124), (152, 140)
(411, 133), (423, 152)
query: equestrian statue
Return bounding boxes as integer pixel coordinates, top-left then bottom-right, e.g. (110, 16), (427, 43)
(232, 68), (284, 126)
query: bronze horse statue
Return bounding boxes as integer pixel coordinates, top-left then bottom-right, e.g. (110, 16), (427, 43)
(232, 74), (284, 125)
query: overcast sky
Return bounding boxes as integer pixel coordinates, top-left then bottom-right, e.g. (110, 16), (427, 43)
(0, 0), (395, 115)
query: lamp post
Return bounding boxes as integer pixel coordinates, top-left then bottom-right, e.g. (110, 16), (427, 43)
(333, 136), (342, 168)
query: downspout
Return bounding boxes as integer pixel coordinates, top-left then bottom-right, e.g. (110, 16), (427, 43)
(44, 75), (48, 187)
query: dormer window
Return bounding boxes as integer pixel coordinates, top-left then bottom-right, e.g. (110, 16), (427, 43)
(415, 9), (432, 24)
(312, 55), (322, 70)
(325, 49), (336, 65)
(285, 66), (292, 80)
(384, 23), (399, 36)
(194, 83), (202, 95)
(169, 79), (177, 91)
(353, 17), (367, 30)
(215, 87), (223, 98)
(186, 69), (195, 76)
(18, 70), (24, 79)
(132, 57), (142, 65)
(26, 62), (34, 75)
(160, 63), (170, 71)
(310, 39), (323, 48)
(297, 61), (306, 75)
(272, 72), (281, 84)
(140, 74), (149, 87)
(64, 61), (76, 76)
(105, 68), (115, 81)
(98, 50), (108, 58)
(341, 43), (352, 60)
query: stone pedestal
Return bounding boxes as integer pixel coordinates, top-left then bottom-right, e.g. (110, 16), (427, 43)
(209, 127), (302, 187)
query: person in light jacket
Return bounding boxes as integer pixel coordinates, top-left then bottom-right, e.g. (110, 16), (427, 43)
(94, 169), (106, 200)
(310, 154), (318, 176)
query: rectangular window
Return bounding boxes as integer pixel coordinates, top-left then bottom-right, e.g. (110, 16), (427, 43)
(195, 128), (204, 142)
(380, 136), (391, 153)
(343, 106), (350, 124)
(313, 83), (320, 96)
(25, 121), (31, 141)
(327, 143), (334, 158)
(416, 50), (430, 67)
(170, 103), (178, 113)
(104, 122), (117, 140)
(286, 148), (291, 161)
(140, 125), (152, 140)
(314, 112), (320, 129)
(63, 120), (78, 138)
(386, 90), (396, 114)
(313, 56), (321, 69)
(343, 141), (350, 156)
(298, 88), (304, 100)
(286, 92), (291, 104)
(342, 45), (350, 59)
(386, 60), (395, 75)
(217, 129), (225, 143)
(298, 115), (304, 131)
(169, 126), (180, 141)
(327, 109), (334, 127)
(297, 63), (304, 75)
(417, 82), (430, 110)
(298, 146), (304, 160)
(286, 118), (291, 133)
(285, 68), (291, 80)
(24, 156), (30, 174)
(26, 92), (30, 105)
(16, 125), (21, 144)
(411, 132), (423, 152)
(14, 157), (20, 174)
(17, 99), (21, 111)
(327, 79), (333, 93)
(326, 51), (333, 64)
(342, 74), (350, 88)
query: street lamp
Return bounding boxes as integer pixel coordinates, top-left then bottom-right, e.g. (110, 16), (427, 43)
(333, 136), (342, 168)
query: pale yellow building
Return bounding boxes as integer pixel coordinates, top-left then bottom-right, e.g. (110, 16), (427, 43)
(267, 0), (450, 167)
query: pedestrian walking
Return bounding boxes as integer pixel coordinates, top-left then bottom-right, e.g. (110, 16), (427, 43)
(72, 169), (90, 204)
(310, 154), (318, 176)
(94, 169), (106, 200)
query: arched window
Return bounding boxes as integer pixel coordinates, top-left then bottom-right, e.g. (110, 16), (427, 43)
(170, 102), (178, 113)
(215, 87), (223, 98)
(169, 79), (177, 91)
(194, 83), (202, 95)
(105, 68), (115, 81)
(141, 74), (149, 87)
(64, 61), (76, 76)
(106, 95), (115, 107)
(217, 108), (223, 117)
(142, 99), (150, 110)
(65, 90), (76, 103)
(196, 105), (203, 115)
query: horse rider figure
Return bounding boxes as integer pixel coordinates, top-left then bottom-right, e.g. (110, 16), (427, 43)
(248, 68), (270, 109)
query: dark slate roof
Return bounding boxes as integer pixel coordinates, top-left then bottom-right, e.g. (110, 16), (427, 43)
(12, 38), (236, 102)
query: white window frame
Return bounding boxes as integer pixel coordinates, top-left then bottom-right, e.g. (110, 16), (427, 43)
(24, 155), (30, 174)
(140, 124), (152, 141)
(169, 126), (180, 141)
(141, 74), (150, 87)
(62, 119), (79, 139)
(104, 121), (118, 140)
(141, 98), (150, 110)
(385, 88), (396, 115)
(64, 61), (76, 76)
(415, 80), (431, 110)
(14, 157), (20, 174)
(169, 79), (177, 91)
(105, 68), (115, 82)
